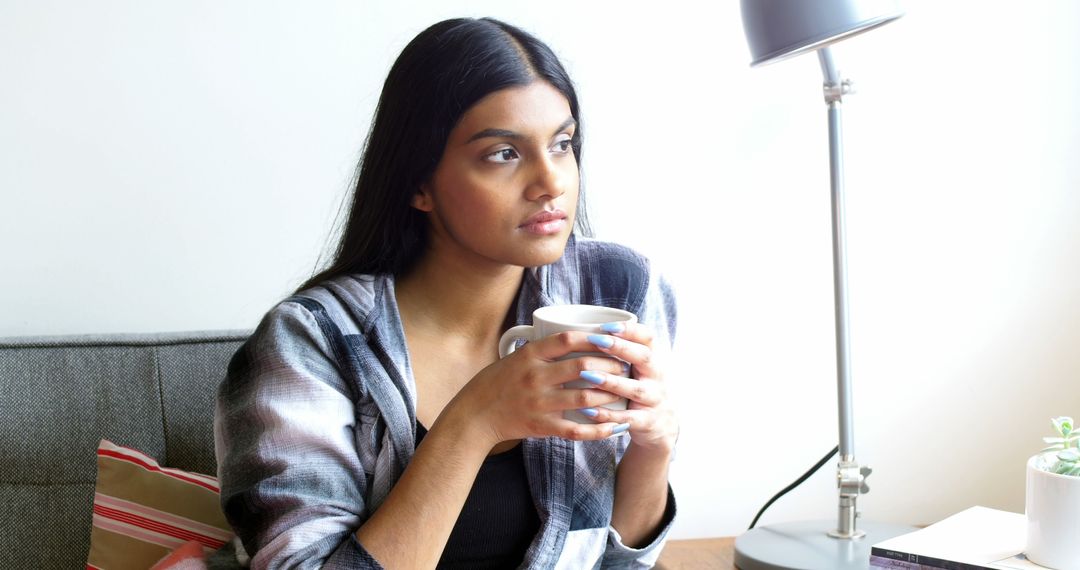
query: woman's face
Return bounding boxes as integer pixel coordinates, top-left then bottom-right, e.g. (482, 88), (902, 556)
(413, 81), (579, 271)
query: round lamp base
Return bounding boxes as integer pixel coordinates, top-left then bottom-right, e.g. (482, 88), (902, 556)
(734, 519), (916, 570)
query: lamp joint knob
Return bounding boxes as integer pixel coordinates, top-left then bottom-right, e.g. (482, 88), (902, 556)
(837, 459), (871, 498)
(823, 78), (856, 104)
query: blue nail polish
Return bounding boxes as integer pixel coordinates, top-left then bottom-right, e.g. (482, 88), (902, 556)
(612, 423), (630, 435)
(579, 370), (606, 384)
(578, 407), (599, 418)
(600, 322), (625, 334)
(587, 334), (615, 349)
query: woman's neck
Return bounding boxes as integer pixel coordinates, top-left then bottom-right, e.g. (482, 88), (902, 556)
(395, 253), (525, 342)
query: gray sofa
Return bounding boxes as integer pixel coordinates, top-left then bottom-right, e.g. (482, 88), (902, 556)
(0, 331), (249, 570)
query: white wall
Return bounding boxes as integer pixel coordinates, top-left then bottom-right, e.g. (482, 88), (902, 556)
(3, 1), (1079, 540)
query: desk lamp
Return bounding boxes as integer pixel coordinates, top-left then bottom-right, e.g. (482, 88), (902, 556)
(734, 1), (915, 569)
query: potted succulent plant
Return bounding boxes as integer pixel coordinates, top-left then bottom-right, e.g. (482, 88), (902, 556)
(1026, 416), (1080, 569)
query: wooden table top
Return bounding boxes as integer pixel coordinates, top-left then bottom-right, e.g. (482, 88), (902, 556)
(656, 536), (736, 569)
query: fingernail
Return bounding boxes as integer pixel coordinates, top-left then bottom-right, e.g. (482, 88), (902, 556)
(612, 423), (630, 434)
(578, 407), (599, 418)
(600, 322), (625, 334)
(587, 334), (615, 349)
(579, 370), (606, 384)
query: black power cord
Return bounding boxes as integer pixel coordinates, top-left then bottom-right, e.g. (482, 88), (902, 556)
(747, 445), (840, 530)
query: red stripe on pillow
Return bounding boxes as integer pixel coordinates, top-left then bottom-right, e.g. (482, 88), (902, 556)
(98, 440), (220, 487)
(94, 493), (231, 541)
(93, 513), (187, 551)
(94, 504), (228, 549)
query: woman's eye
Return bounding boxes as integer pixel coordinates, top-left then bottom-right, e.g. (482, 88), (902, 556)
(552, 138), (573, 154)
(487, 148), (519, 163)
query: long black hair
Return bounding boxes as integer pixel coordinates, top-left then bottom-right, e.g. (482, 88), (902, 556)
(299, 17), (589, 291)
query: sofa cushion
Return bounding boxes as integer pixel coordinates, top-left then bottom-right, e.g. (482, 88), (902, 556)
(0, 331), (247, 570)
(158, 340), (250, 475)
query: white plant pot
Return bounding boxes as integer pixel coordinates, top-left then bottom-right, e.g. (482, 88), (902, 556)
(1026, 455), (1080, 570)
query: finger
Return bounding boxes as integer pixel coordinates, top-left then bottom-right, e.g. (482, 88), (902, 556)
(576, 372), (663, 407)
(525, 331), (606, 361)
(553, 420), (631, 441)
(514, 353), (626, 391)
(557, 354), (627, 379)
(578, 407), (654, 430)
(546, 387), (623, 412)
(585, 333), (660, 379)
(599, 321), (655, 349)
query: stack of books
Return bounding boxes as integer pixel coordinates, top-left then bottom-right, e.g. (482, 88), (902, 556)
(870, 506), (1045, 569)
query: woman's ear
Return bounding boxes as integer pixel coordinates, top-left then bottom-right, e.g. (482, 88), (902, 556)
(411, 183), (434, 213)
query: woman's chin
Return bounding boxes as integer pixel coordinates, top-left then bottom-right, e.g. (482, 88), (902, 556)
(514, 237), (571, 268)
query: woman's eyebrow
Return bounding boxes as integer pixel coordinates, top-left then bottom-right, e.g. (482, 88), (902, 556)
(552, 117), (577, 136)
(465, 117), (577, 144)
(467, 128), (520, 143)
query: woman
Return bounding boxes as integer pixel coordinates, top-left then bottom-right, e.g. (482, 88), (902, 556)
(215, 17), (678, 569)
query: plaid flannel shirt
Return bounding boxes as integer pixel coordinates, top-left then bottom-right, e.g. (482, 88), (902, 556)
(214, 236), (678, 569)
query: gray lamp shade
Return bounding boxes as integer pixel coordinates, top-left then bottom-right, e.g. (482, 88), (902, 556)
(741, 0), (903, 66)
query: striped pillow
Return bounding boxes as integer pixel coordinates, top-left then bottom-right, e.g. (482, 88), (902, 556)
(86, 440), (233, 570)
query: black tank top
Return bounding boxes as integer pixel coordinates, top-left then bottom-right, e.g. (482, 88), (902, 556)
(415, 423), (540, 569)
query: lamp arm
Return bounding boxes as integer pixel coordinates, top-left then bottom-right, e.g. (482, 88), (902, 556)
(818, 46), (855, 463)
(819, 48), (841, 87)
(820, 48), (856, 104)
(817, 46), (871, 541)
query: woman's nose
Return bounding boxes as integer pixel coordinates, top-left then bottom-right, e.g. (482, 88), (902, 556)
(524, 155), (571, 201)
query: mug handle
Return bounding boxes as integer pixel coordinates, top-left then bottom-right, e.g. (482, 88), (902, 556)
(498, 325), (535, 358)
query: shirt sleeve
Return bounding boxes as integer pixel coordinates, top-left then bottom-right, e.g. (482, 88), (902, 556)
(640, 263), (678, 349)
(214, 300), (384, 569)
(602, 485), (678, 568)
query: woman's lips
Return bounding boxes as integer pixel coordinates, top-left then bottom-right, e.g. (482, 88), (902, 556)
(519, 210), (567, 235)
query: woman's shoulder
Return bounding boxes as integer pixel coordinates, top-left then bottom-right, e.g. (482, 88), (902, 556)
(286, 273), (397, 334)
(551, 236), (671, 311)
(560, 236), (678, 343)
(562, 236), (659, 283)
(242, 273), (396, 350)
(568, 236), (653, 267)
(226, 273), (398, 389)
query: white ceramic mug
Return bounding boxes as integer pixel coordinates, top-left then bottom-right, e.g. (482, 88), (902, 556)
(498, 304), (636, 424)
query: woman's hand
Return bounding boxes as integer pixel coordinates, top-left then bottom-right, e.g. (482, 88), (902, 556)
(442, 332), (634, 447)
(574, 322), (678, 455)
